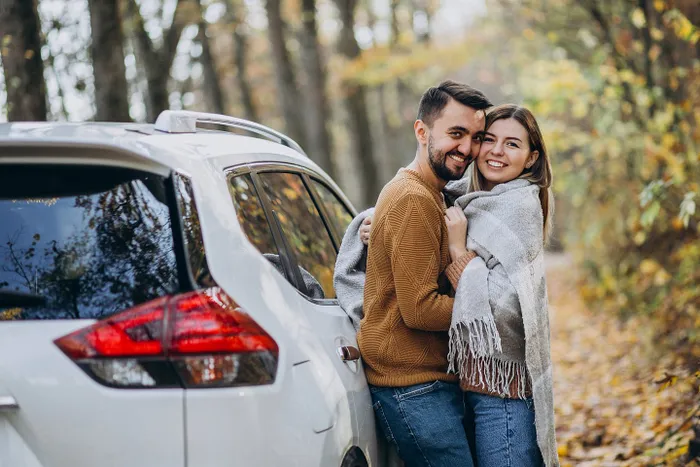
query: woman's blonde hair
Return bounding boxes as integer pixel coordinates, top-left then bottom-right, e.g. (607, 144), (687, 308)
(470, 104), (554, 243)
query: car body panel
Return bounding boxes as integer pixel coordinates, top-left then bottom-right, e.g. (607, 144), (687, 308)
(0, 322), (185, 467)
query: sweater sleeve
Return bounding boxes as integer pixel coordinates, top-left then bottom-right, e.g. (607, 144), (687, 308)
(445, 250), (477, 290)
(384, 193), (454, 331)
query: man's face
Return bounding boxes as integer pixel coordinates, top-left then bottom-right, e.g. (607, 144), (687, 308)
(425, 99), (486, 182)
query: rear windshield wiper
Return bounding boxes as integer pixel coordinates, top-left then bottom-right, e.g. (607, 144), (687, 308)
(0, 290), (47, 308)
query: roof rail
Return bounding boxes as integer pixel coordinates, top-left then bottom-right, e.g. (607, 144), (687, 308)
(153, 110), (307, 156)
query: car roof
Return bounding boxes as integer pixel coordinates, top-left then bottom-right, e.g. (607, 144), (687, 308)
(0, 121), (326, 177)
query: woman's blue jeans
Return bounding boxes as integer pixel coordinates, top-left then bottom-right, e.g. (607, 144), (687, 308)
(369, 380), (474, 467)
(465, 391), (544, 467)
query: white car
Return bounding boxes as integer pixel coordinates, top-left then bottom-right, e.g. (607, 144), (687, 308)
(0, 111), (380, 467)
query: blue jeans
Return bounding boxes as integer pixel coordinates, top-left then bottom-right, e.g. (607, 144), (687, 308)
(465, 392), (544, 467)
(369, 380), (474, 467)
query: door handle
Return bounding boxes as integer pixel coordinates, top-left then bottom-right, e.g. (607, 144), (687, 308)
(337, 345), (360, 362)
(0, 395), (18, 411)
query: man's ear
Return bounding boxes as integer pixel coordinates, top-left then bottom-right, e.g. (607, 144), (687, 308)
(526, 150), (540, 169)
(414, 120), (429, 145)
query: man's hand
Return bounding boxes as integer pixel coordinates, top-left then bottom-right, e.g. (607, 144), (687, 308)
(444, 206), (468, 261)
(359, 216), (372, 245)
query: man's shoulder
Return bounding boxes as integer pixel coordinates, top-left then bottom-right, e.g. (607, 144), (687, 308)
(378, 172), (441, 207)
(375, 177), (443, 224)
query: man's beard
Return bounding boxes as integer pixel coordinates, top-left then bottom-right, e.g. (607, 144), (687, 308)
(428, 136), (469, 182)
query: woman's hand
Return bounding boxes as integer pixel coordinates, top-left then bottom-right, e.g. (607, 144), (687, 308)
(359, 216), (372, 246)
(445, 206), (468, 261)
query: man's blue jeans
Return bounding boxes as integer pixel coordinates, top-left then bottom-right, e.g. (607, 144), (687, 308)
(465, 392), (544, 467)
(369, 380), (474, 467)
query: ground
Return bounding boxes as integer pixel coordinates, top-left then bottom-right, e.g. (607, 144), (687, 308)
(547, 254), (699, 467)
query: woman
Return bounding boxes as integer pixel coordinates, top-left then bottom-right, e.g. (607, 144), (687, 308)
(347, 104), (558, 466)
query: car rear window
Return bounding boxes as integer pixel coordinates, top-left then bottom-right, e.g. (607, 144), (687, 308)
(0, 164), (178, 320)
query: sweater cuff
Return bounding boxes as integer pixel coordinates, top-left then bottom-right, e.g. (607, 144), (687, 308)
(446, 250), (477, 290)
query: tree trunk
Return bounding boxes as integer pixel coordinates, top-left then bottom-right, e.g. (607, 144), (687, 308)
(196, 0), (225, 114)
(335, 0), (381, 206)
(0, 0), (47, 121)
(298, 0), (336, 178)
(225, 0), (258, 121)
(87, 0), (131, 121)
(125, 0), (187, 122)
(264, 0), (307, 149)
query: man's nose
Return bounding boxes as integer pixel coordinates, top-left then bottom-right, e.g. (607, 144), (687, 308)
(458, 140), (472, 157)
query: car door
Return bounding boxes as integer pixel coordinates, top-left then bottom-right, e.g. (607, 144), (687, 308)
(253, 168), (377, 462)
(208, 168), (342, 466)
(305, 176), (379, 464)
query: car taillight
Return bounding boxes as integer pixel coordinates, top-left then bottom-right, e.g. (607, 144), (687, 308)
(54, 288), (278, 389)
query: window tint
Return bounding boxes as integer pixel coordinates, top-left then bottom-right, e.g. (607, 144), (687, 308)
(311, 179), (353, 238)
(0, 165), (178, 320)
(174, 173), (215, 288)
(258, 172), (337, 299)
(228, 174), (279, 257)
(228, 173), (301, 289)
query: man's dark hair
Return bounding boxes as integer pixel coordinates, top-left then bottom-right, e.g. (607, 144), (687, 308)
(416, 80), (492, 127)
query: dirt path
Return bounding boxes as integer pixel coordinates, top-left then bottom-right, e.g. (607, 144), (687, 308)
(546, 254), (699, 467)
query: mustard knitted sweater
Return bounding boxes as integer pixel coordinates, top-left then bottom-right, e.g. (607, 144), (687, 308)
(357, 168), (471, 387)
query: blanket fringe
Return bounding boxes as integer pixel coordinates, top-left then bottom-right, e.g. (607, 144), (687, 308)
(448, 317), (502, 375)
(461, 354), (529, 400)
(448, 318), (528, 399)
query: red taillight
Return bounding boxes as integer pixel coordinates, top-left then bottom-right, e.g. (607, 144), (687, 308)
(54, 288), (278, 389)
(169, 289), (278, 355)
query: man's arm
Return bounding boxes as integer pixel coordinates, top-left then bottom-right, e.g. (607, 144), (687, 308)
(384, 193), (454, 331)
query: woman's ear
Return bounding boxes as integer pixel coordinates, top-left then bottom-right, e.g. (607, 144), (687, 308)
(526, 150), (540, 169)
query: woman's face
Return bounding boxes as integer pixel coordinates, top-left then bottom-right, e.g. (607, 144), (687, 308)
(476, 118), (539, 190)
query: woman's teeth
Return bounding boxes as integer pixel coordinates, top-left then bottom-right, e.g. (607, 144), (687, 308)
(487, 160), (505, 168)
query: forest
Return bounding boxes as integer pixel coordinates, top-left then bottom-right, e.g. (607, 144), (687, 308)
(1, 0), (699, 465)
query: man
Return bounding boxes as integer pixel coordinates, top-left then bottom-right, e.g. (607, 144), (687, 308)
(357, 80), (491, 467)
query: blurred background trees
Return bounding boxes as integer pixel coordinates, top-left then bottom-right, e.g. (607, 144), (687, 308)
(1, 0), (698, 363)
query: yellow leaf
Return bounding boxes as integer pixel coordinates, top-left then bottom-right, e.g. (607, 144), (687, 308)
(0, 307), (22, 320)
(619, 69), (636, 83)
(557, 444), (569, 457)
(648, 44), (661, 62)
(631, 8), (647, 28)
(640, 259), (660, 275)
(653, 269), (671, 286)
(653, 0), (665, 11)
(651, 27), (665, 40)
(24, 49), (34, 60)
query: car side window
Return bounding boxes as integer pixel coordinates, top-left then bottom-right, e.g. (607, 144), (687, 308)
(310, 179), (353, 238)
(228, 174), (280, 257)
(228, 173), (298, 287)
(257, 172), (337, 300)
(173, 173), (215, 288)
